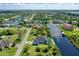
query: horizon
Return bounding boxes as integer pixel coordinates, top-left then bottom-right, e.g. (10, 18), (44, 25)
(0, 3), (79, 10)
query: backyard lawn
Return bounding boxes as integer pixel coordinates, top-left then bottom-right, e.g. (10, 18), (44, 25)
(20, 43), (60, 56)
(20, 35), (60, 56)
(0, 47), (17, 56)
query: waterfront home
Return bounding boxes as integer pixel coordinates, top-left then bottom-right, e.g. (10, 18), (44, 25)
(33, 36), (50, 45)
(63, 23), (73, 30)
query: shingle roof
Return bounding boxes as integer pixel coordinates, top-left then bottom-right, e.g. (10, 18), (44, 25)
(0, 40), (9, 48)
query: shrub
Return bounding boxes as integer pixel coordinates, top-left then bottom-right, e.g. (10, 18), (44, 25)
(6, 30), (13, 35)
(48, 45), (52, 49)
(52, 52), (57, 56)
(70, 34), (77, 41)
(11, 42), (16, 47)
(42, 47), (49, 53)
(2, 30), (8, 35)
(53, 48), (57, 51)
(15, 38), (21, 43)
(36, 52), (43, 56)
(46, 52), (52, 56)
(0, 33), (2, 36)
(23, 48), (27, 53)
(76, 37), (79, 43)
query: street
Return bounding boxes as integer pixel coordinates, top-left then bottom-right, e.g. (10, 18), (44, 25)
(15, 13), (35, 56)
(15, 28), (32, 56)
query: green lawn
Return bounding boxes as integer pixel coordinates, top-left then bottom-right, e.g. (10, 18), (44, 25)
(0, 27), (26, 42)
(0, 47), (17, 56)
(27, 26), (49, 41)
(1, 34), (18, 43)
(0, 27), (26, 56)
(0, 27), (26, 35)
(20, 39), (60, 56)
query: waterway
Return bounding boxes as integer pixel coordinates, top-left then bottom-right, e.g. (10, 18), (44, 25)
(47, 23), (79, 56)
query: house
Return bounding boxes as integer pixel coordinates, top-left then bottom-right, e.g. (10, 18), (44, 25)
(0, 40), (9, 48)
(53, 20), (64, 24)
(33, 23), (43, 29)
(63, 23), (73, 30)
(0, 19), (19, 27)
(32, 36), (50, 45)
(33, 24), (42, 29)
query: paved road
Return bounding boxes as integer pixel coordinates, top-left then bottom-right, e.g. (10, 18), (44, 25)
(47, 23), (79, 56)
(0, 13), (35, 56)
(29, 13), (36, 20)
(15, 28), (32, 56)
(15, 13), (35, 56)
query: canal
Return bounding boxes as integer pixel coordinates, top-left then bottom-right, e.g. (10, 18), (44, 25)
(47, 23), (79, 56)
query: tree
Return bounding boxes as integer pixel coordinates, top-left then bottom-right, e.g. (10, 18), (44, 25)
(0, 46), (2, 51)
(70, 34), (77, 41)
(48, 45), (52, 49)
(7, 30), (13, 35)
(36, 47), (41, 52)
(15, 38), (21, 43)
(77, 20), (79, 27)
(23, 48), (27, 53)
(68, 19), (72, 24)
(11, 42), (16, 47)
(19, 21), (26, 26)
(53, 48), (57, 51)
(52, 52), (57, 56)
(0, 33), (2, 36)
(0, 18), (4, 24)
(42, 47), (49, 53)
(76, 37), (79, 43)
(46, 52), (52, 56)
(2, 30), (8, 35)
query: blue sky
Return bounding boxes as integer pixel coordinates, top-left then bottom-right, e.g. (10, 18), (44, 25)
(0, 3), (79, 10)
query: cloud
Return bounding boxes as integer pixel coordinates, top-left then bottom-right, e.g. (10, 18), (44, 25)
(0, 3), (79, 10)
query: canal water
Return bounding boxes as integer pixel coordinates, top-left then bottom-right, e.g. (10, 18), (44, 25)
(53, 36), (79, 56)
